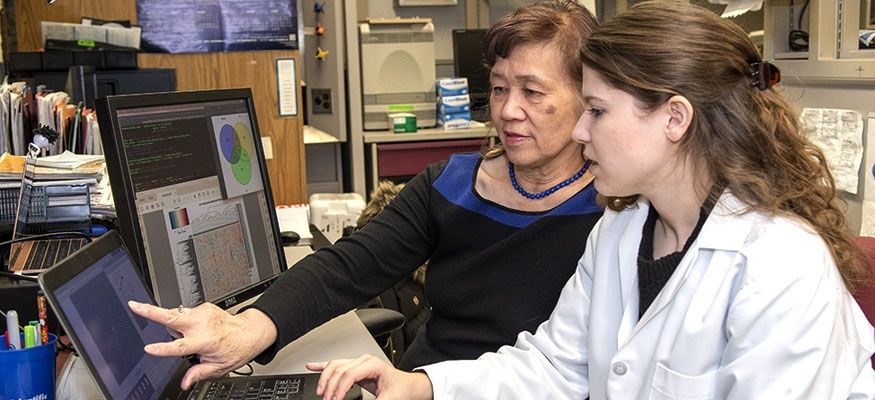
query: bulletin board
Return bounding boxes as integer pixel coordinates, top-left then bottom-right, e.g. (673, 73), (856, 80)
(137, 0), (299, 53)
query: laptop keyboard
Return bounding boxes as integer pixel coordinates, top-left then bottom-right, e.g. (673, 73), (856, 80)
(25, 238), (88, 270)
(187, 376), (304, 400)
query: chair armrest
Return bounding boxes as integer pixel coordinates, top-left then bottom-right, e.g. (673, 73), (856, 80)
(355, 308), (405, 339)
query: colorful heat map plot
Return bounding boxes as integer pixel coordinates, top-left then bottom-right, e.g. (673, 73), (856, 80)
(168, 208), (190, 229)
(219, 122), (255, 185)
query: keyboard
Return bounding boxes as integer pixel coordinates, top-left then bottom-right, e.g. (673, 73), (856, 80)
(25, 238), (88, 270)
(187, 376), (304, 400)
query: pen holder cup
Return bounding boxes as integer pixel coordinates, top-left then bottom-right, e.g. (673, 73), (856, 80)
(0, 333), (57, 400)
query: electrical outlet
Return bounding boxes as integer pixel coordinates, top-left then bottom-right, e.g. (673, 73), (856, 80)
(311, 88), (333, 115)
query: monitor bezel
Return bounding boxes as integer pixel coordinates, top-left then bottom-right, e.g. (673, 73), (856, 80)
(95, 88), (287, 310)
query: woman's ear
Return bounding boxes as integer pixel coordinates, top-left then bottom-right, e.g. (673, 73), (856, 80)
(664, 95), (693, 143)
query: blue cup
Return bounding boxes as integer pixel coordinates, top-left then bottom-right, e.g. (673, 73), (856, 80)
(0, 333), (57, 400)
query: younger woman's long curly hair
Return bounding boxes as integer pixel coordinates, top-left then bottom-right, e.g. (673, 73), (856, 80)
(581, 1), (867, 293)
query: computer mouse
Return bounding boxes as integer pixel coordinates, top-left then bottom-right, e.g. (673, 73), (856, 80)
(280, 231), (300, 246)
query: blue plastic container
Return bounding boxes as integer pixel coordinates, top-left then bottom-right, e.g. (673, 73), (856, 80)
(0, 333), (57, 400)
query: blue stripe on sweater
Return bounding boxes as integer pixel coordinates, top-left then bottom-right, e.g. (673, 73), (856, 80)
(434, 153), (602, 228)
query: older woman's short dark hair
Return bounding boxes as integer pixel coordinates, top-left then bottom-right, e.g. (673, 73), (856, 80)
(483, 0), (597, 93)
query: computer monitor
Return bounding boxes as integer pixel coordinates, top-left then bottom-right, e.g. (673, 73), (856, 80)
(95, 89), (286, 310)
(31, 68), (177, 105)
(452, 28), (490, 122)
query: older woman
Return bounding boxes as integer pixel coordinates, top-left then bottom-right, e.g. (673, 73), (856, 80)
(130, 0), (602, 390)
(310, 1), (875, 399)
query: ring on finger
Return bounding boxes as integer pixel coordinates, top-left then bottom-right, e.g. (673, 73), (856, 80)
(177, 305), (185, 314)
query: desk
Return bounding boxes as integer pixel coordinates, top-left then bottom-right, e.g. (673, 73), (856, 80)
(56, 311), (388, 400)
(362, 124), (495, 195)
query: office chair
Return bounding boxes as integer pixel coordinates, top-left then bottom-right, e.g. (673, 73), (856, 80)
(308, 222), (407, 358)
(853, 236), (875, 368)
(348, 181), (430, 364)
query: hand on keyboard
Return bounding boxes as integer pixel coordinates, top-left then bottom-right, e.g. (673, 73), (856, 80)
(308, 354), (433, 400)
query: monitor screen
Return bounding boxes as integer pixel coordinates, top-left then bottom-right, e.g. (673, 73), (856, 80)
(96, 89), (286, 309)
(452, 29), (490, 122)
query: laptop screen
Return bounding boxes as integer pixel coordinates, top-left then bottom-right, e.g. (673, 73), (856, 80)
(51, 243), (181, 400)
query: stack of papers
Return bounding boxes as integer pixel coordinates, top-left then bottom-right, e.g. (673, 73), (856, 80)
(90, 164), (115, 220)
(41, 21), (141, 50)
(0, 152), (104, 181)
(36, 151), (105, 169)
(0, 152), (25, 180)
(0, 152), (113, 220)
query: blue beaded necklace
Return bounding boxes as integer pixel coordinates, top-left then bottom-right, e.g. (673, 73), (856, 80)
(508, 160), (593, 200)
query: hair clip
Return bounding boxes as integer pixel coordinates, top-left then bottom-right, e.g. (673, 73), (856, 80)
(748, 61), (781, 91)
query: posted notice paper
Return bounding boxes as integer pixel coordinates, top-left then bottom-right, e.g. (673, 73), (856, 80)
(800, 108), (864, 194)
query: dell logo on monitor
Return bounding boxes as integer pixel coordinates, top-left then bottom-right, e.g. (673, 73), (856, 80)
(223, 296), (238, 308)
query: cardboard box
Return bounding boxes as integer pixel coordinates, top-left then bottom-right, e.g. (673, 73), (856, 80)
(389, 113), (417, 133)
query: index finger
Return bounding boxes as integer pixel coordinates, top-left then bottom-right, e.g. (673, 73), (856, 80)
(129, 300), (186, 329)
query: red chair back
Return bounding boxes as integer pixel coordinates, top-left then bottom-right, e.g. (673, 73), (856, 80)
(853, 236), (875, 368)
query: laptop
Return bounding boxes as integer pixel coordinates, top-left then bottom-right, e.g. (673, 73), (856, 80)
(7, 144), (91, 274)
(39, 230), (362, 400)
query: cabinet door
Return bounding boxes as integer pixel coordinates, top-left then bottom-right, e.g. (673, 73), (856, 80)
(377, 139), (484, 178)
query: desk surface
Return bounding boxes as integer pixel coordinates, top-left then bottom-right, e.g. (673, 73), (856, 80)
(252, 311), (388, 374)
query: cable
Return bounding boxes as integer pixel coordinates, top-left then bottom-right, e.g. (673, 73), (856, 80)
(231, 363), (254, 376)
(789, 0), (811, 52)
(0, 231), (93, 246)
(798, 0), (810, 29)
(789, 30), (810, 51)
(55, 332), (76, 354)
(0, 270), (37, 282)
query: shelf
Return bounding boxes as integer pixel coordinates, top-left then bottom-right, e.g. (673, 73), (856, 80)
(362, 123), (493, 144)
(303, 125), (341, 145)
(774, 51), (809, 60)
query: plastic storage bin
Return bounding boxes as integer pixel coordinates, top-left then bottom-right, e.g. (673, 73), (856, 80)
(309, 193), (366, 244)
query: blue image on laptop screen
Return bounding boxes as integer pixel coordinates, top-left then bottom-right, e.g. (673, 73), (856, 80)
(53, 246), (181, 400)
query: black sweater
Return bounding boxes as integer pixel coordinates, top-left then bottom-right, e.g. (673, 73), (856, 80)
(249, 153), (604, 370)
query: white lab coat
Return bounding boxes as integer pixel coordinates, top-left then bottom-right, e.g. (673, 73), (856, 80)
(423, 193), (875, 399)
